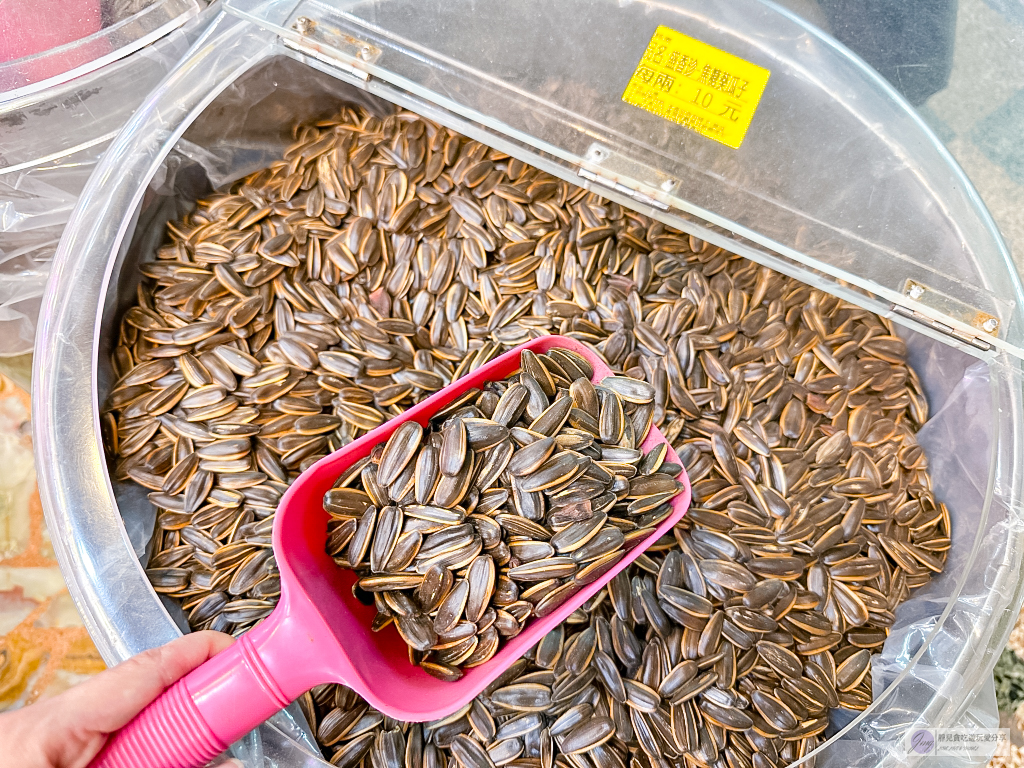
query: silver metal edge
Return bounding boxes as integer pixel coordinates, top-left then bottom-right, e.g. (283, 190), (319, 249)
(32, 11), (275, 663)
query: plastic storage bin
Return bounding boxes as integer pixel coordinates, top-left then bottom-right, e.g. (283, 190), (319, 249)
(0, 0), (205, 356)
(32, 1), (1024, 766)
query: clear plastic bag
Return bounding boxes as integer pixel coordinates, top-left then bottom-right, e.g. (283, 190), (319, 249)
(0, 162), (90, 355)
(817, 336), (1021, 768)
(102, 50), (1024, 767)
(0, 6), (201, 356)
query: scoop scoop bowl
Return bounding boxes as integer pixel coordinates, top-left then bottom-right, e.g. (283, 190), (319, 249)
(89, 336), (692, 768)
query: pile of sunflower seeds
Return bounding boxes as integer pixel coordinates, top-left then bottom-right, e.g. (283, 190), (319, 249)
(103, 104), (949, 767)
(325, 347), (686, 679)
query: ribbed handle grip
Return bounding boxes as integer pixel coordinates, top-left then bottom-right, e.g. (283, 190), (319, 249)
(89, 677), (227, 768)
(85, 614), (320, 768)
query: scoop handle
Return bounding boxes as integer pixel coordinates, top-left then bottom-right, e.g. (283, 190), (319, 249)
(88, 611), (320, 768)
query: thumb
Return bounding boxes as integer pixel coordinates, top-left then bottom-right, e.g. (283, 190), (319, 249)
(58, 634), (237, 737)
(55, 630), (236, 736)
(14, 631), (236, 768)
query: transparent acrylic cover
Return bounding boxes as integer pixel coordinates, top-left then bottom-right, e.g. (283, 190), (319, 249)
(224, 0), (1024, 360)
(0, 0), (199, 101)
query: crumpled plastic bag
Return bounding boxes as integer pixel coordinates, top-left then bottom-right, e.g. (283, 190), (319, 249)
(0, 12), (199, 357)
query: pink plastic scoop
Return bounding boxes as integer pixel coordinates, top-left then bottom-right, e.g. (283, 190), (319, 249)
(90, 336), (692, 768)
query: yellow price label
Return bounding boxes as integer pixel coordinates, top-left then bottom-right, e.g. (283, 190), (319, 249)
(622, 26), (771, 149)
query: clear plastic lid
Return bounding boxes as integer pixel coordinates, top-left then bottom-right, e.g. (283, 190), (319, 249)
(0, 0), (199, 102)
(224, 0), (1024, 361)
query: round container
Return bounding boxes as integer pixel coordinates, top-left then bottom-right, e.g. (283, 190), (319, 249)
(0, 0), (206, 356)
(33, 0), (1024, 765)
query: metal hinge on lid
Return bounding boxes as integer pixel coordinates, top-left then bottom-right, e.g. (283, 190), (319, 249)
(577, 168), (669, 211)
(281, 17), (377, 82)
(890, 304), (993, 352)
(891, 279), (1000, 352)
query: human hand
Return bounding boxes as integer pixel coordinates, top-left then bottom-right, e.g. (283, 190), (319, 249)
(0, 630), (237, 768)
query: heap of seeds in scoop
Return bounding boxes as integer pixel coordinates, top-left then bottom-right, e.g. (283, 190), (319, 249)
(104, 104), (949, 767)
(325, 347), (686, 679)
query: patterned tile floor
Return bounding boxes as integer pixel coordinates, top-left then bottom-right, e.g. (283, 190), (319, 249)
(0, 0), (1022, 761)
(0, 371), (105, 713)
